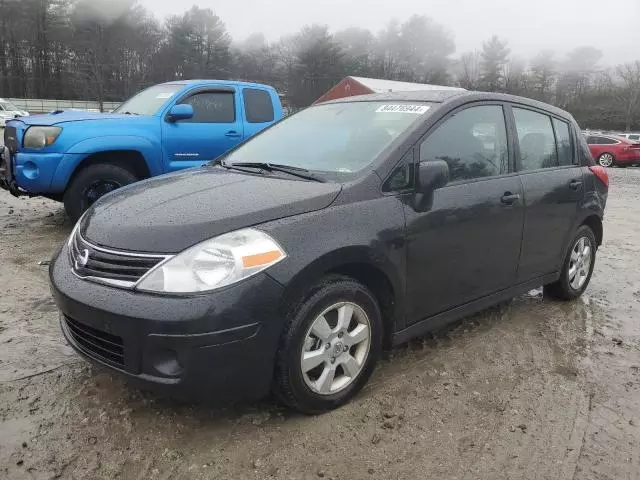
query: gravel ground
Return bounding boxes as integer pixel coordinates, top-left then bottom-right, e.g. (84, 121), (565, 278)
(0, 168), (639, 480)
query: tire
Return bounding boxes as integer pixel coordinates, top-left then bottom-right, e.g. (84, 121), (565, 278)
(544, 225), (597, 300)
(273, 275), (383, 414)
(598, 153), (615, 167)
(63, 163), (138, 222)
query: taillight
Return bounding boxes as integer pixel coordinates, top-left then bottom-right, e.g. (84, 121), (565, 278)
(589, 165), (609, 187)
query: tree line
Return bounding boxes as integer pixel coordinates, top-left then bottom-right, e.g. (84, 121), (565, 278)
(2, 0), (640, 130)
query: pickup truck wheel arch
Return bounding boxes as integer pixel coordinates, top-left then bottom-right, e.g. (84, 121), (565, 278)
(63, 162), (139, 222)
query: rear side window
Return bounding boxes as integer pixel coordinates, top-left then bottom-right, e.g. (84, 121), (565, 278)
(553, 119), (574, 166)
(243, 88), (275, 123)
(420, 105), (509, 182)
(179, 92), (235, 123)
(513, 108), (558, 171)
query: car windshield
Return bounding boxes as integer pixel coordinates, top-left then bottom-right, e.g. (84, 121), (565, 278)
(0, 101), (19, 111)
(223, 101), (432, 178)
(113, 84), (183, 116)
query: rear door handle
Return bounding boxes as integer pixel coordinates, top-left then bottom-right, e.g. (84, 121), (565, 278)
(501, 192), (520, 205)
(569, 179), (583, 190)
(225, 130), (241, 138)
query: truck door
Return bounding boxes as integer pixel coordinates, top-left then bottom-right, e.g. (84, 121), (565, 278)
(162, 88), (245, 172)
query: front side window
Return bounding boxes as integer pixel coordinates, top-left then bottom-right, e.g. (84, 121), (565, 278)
(513, 108), (558, 171)
(113, 84), (183, 116)
(223, 101), (429, 178)
(179, 92), (235, 123)
(420, 105), (509, 182)
(243, 88), (274, 123)
(553, 118), (574, 166)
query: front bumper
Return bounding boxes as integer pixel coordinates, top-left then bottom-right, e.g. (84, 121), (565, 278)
(50, 246), (286, 402)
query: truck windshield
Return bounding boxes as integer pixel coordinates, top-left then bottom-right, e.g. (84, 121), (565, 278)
(223, 101), (431, 177)
(114, 84), (183, 116)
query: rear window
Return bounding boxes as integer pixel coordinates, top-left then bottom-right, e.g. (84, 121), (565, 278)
(629, 134), (640, 141)
(243, 88), (275, 123)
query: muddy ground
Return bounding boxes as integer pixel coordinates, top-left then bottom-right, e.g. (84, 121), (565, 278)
(1, 169), (639, 480)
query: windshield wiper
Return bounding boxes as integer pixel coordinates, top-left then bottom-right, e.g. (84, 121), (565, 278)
(221, 161), (326, 183)
(120, 111), (139, 115)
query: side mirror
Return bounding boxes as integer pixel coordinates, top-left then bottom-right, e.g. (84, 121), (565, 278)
(167, 104), (194, 122)
(417, 160), (449, 193)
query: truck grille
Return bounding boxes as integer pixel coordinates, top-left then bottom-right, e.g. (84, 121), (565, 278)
(4, 126), (19, 153)
(70, 230), (169, 288)
(64, 315), (125, 367)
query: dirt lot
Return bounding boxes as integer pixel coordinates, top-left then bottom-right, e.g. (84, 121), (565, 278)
(1, 169), (639, 480)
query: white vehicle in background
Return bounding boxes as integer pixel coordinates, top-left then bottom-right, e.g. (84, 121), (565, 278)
(617, 133), (640, 142)
(0, 99), (29, 127)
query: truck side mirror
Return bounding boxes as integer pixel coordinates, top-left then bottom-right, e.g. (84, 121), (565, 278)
(417, 160), (449, 193)
(167, 104), (194, 122)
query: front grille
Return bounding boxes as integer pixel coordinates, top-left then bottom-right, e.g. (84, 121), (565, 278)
(70, 230), (168, 288)
(64, 315), (125, 367)
(4, 126), (18, 153)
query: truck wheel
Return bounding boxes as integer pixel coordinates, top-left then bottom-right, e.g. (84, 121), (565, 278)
(273, 275), (383, 414)
(63, 163), (137, 222)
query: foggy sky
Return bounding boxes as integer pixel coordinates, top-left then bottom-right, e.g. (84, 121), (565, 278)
(138, 0), (640, 65)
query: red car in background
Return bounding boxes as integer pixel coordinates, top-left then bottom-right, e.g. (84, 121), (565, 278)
(586, 134), (640, 167)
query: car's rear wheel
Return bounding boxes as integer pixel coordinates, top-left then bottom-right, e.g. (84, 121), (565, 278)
(274, 275), (383, 414)
(598, 153), (615, 167)
(544, 225), (597, 300)
(63, 163), (137, 222)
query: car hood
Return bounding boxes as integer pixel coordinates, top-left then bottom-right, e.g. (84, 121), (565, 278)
(80, 167), (342, 253)
(18, 111), (143, 126)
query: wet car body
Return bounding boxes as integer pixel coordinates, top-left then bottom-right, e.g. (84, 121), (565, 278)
(50, 90), (608, 412)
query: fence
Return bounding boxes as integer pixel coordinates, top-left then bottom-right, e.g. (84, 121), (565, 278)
(5, 98), (121, 114)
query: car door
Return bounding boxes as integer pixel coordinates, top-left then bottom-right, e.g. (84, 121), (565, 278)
(404, 103), (525, 323)
(510, 106), (583, 281)
(162, 89), (245, 172)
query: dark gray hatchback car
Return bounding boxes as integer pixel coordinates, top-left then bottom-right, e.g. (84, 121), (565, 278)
(50, 90), (608, 413)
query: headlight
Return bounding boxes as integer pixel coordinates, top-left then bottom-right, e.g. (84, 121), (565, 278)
(23, 126), (62, 149)
(136, 228), (286, 293)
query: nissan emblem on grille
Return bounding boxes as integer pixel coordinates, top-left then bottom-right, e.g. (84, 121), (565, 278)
(76, 249), (90, 268)
(70, 229), (169, 289)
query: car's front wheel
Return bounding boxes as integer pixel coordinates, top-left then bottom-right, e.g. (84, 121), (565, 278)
(63, 163), (138, 222)
(274, 275), (383, 414)
(545, 225), (597, 300)
(598, 153), (615, 167)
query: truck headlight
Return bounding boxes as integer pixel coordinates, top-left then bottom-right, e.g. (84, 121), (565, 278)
(23, 126), (62, 149)
(136, 229), (286, 293)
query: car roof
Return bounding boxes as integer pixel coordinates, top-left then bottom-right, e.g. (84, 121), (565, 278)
(159, 79), (275, 90)
(320, 90), (574, 121)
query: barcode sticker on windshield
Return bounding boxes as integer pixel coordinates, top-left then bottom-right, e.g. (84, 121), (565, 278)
(376, 104), (430, 114)
(156, 92), (174, 99)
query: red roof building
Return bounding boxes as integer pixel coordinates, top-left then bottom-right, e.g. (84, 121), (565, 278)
(314, 76), (465, 104)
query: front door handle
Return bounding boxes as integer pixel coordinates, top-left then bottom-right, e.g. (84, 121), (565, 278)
(501, 192), (520, 205)
(569, 179), (583, 190)
(225, 130), (241, 138)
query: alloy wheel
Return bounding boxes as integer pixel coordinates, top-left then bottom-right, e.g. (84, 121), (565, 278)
(301, 302), (371, 395)
(568, 236), (593, 290)
(598, 153), (614, 167)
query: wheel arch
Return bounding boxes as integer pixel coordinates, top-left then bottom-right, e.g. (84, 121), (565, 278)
(278, 247), (404, 348)
(581, 214), (603, 247)
(63, 150), (151, 193)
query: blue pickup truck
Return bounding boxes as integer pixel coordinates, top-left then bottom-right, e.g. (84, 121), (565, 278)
(0, 80), (284, 220)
